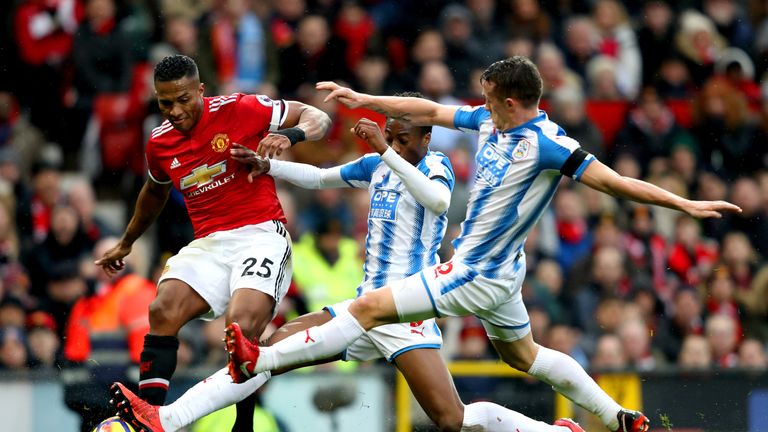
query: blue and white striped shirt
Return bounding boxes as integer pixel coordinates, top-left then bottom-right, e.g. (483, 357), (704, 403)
(340, 151), (455, 295)
(452, 106), (595, 278)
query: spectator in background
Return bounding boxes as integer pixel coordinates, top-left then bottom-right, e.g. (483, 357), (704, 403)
(591, 334), (627, 370)
(705, 313), (739, 368)
(636, 0), (675, 86)
(527, 258), (567, 322)
(439, 4), (484, 90)
(151, 14), (218, 95)
(278, 15), (349, 98)
(67, 179), (113, 246)
(574, 247), (630, 333)
(614, 86), (698, 176)
(63, 236), (154, 432)
(546, 324), (589, 369)
(17, 159), (64, 252)
(675, 11), (727, 86)
(417, 61), (469, 153)
(466, 0), (505, 59)
(0, 326), (28, 370)
(204, 0), (270, 95)
(739, 262), (768, 340)
(561, 16), (598, 82)
(703, 0), (753, 52)
(13, 0), (80, 140)
(719, 178), (768, 253)
(591, 0), (641, 99)
(0, 92), (45, 175)
(549, 87), (604, 160)
(400, 29), (446, 89)
(333, 1), (376, 73)
(618, 318), (665, 371)
(268, 0), (304, 49)
(0, 297), (27, 328)
(25, 310), (60, 369)
(668, 215), (718, 287)
(678, 334), (712, 369)
(353, 55), (394, 96)
(737, 338), (767, 369)
(720, 232), (759, 291)
(535, 43), (583, 100)
(661, 287), (705, 361)
(669, 142), (700, 191)
(69, 0), (134, 153)
(715, 49), (761, 109)
(506, 0), (552, 43)
(291, 217), (363, 313)
(553, 188), (592, 275)
(621, 206), (667, 296)
(586, 55), (622, 100)
(25, 204), (91, 298)
(655, 56), (695, 99)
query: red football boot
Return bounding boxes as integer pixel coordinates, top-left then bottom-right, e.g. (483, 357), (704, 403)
(224, 322), (261, 384)
(110, 382), (164, 432)
(554, 418), (585, 432)
(616, 409), (650, 432)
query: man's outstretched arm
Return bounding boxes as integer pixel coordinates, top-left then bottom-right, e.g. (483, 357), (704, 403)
(316, 81), (460, 128)
(579, 160), (741, 218)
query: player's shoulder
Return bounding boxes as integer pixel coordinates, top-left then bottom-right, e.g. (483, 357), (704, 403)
(149, 119), (175, 142)
(206, 93), (242, 113)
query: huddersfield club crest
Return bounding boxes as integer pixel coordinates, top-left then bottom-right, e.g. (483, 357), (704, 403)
(211, 133), (230, 153)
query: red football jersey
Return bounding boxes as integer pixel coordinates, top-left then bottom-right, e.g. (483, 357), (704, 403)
(147, 93), (288, 238)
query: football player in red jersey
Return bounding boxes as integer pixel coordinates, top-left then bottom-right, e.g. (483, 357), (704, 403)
(94, 55), (330, 429)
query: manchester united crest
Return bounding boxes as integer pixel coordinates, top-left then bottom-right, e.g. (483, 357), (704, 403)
(211, 133), (230, 153)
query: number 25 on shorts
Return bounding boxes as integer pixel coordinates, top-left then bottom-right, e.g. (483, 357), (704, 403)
(241, 257), (274, 278)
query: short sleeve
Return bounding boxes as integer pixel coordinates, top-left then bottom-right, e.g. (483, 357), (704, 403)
(145, 143), (171, 184)
(453, 105), (491, 133)
(538, 135), (595, 181)
(421, 152), (455, 192)
(238, 94), (289, 133)
(339, 154), (381, 188)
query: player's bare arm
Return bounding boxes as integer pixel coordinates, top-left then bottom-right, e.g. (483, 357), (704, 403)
(94, 178), (172, 275)
(256, 101), (331, 158)
(579, 159), (742, 218)
(231, 143), (271, 182)
(317, 81), (458, 129)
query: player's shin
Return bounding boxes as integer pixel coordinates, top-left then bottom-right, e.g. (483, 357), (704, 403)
(462, 401), (572, 431)
(527, 346), (622, 430)
(139, 334), (180, 405)
(158, 368), (271, 431)
(256, 310), (365, 372)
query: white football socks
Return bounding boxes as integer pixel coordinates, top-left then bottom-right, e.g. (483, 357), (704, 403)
(255, 310), (366, 372)
(462, 401), (570, 431)
(158, 368), (271, 431)
(527, 346), (622, 430)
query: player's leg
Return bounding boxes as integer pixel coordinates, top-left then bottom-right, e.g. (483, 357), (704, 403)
(395, 348), (577, 432)
(226, 267), (441, 378)
(113, 310), (343, 432)
(141, 278), (210, 405)
(483, 309), (648, 432)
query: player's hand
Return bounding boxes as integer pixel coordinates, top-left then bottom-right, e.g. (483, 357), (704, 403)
(94, 242), (131, 277)
(316, 81), (368, 108)
(684, 200), (742, 219)
(231, 143), (271, 183)
(256, 133), (291, 159)
(352, 118), (388, 154)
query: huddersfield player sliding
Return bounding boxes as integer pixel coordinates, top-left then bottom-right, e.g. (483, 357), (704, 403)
(111, 95), (585, 432)
(221, 57), (741, 432)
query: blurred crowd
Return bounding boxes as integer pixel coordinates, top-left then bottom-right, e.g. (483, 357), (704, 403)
(0, 0), (767, 397)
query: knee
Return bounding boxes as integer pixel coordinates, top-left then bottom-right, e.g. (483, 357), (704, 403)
(500, 342), (538, 372)
(148, 297), (181, 333)
(227, 307), (271, 340)
(348, 292), (386, 327)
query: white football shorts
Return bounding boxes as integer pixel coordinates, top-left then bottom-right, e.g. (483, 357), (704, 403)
(160, 220), (293, 319)
(391, 254), (530, 342)
(325, 299), (442, 362)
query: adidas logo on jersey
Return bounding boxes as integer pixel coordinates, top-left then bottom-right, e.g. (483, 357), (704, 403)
(170, 158), (181, 169)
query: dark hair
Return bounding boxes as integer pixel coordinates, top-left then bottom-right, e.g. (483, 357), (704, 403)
(480, 56), (542, 108)
(154, 55), (199, 82)
(392, 91), (432, 135)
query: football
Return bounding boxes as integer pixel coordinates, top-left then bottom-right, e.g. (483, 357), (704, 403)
(91, 416), (136, 432)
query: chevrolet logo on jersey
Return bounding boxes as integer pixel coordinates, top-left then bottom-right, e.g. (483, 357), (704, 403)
(180, 161), (227, 190)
